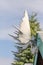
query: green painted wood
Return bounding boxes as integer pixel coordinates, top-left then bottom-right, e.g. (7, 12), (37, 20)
(37, 34), (43, 58)
(33, 33), (43, 65)
(33, 54), (38, 65)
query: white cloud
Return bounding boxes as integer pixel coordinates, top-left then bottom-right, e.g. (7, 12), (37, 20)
(28, 0), (43, 13)
(0, 28), (15, 40)
(0, 0), (43, 40)
(0, 58), (13, 65)
(0, 0), (43, 14)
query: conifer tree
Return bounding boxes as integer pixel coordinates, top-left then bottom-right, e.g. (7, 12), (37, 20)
(9, 12), (41, 65)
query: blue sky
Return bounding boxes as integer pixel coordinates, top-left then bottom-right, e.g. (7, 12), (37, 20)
(0, 0), (43, 65)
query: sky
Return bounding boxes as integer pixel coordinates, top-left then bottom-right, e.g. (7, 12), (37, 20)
(0, 0), (43, 65)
